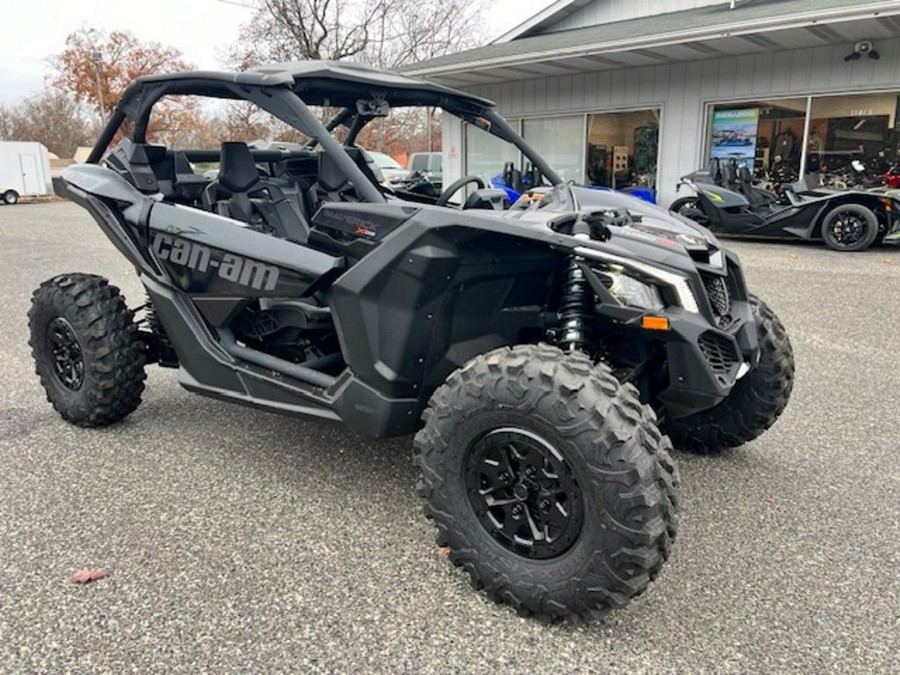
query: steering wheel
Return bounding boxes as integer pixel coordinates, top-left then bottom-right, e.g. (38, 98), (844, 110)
(435, 175), (485, 207)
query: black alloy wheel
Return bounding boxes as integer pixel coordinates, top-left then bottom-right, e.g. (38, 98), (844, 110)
(821, 204), (878, 252)
(29, 273), (146, 427)
(465, 427), (584, 560)
(47, 317), (84, 390)
(415, 343), (679, 622)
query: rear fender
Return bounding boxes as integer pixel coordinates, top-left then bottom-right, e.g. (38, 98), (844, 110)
(696, 185), (749, 209)
(789, 194), (874, 239)
(54, 166), (160, 277)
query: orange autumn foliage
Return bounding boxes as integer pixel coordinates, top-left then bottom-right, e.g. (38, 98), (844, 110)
(51, 27), (202, 146)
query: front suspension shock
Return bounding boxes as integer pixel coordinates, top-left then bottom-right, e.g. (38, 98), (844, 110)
(557, 255), (593, 352)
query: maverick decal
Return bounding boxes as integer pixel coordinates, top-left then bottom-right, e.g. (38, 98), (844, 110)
(152, 233), (279, 291)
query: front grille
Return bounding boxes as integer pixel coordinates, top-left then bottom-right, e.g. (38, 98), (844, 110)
(698, 331), (740, 374)
(700, 272), (733, 328)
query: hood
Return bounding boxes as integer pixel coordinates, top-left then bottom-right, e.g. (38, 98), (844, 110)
(569, 187), (718, 250)
(498, 184), (726, 271)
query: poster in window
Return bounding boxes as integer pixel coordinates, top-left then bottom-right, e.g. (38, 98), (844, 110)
(710, 108), (760, 170)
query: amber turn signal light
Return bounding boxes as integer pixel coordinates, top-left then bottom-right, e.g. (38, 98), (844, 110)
(641, 315), (670, 331)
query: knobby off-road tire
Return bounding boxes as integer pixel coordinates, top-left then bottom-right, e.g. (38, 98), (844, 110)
(664, 295), (794, 454)
(413, 344), (679, 622)
(28, 274), (146, 427)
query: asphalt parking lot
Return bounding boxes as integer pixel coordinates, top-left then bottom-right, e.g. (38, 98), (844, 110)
(1, 200), (898, 672)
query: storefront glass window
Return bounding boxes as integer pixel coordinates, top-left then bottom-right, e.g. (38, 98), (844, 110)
(586, 109), (660, 189)
(707, 98), (807, 182)
(522, 116), (585, 184)
(465, 119), (520, 186)
(808, 93), (899, 188)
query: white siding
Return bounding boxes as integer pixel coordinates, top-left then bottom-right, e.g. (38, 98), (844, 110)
(452, 36), (900, 205)
(550, 0), (728, 32)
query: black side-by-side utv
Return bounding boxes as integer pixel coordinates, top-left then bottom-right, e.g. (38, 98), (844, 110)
(29, 61), (794, 622)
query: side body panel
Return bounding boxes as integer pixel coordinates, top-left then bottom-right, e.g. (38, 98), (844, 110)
(325, 205), (566, 401)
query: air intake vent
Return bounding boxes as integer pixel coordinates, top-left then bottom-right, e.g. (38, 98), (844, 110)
(698, 331), (740, 374)
(700, 272), (733, 328)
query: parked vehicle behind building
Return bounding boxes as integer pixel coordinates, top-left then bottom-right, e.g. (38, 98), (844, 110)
(367, 151), (408, 182)
(407, 151), (442, 178)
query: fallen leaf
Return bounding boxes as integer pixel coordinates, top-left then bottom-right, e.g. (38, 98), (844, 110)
(789, 254), (799, 260)
(437, 547), (451, 558)
(884, 258), (894, 265)
(71, 569), (109, 584)
(762, 495), (776, 505)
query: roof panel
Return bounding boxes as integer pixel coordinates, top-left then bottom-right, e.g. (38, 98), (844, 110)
(125, 60), (495, 111)
(403, 0), (900, 75)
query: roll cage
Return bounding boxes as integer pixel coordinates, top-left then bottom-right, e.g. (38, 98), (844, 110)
(86, 61), (562, 205)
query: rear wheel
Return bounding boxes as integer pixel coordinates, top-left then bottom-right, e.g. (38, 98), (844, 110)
(670, 196), (699, 215)
(670, 196), (708, 225)
(3, 190), (19, 205)
(821, 204), (879, 251)
(29, 274), (146, 427)
(663, 295), (794, 453)
(414, 344), (679, 622)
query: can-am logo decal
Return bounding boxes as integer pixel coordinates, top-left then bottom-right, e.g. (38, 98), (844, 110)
(152, 233), (279, 291)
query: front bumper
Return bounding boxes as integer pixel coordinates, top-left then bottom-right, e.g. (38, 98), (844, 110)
(584, 249), (760, 419)
(652, 300), (758, 418)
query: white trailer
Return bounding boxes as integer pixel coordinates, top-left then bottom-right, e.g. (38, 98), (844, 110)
(0, 141), (53, 204)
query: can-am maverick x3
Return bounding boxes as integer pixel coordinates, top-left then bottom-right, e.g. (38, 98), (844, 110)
(29, 61), (793, 622)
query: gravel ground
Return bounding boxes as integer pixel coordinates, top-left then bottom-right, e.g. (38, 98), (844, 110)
(0, 201), (898, 673)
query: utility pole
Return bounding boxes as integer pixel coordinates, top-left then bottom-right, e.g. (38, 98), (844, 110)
(91, 51), (106, 118)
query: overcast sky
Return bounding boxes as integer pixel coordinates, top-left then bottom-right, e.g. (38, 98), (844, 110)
(0, 0), (552, 106)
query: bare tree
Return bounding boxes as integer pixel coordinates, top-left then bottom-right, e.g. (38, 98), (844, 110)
(0, 91), (98, 157)
(225, 0), (484, 154)
(230, 0), (487, 69)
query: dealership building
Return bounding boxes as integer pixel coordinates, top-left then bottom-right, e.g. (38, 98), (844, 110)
(406, 0), (900, 206)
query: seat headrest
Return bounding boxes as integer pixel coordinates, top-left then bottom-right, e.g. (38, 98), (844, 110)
(721, 165), (736, 185)
(172, 151), (194, 175)
(219, 142), (259, 193)
(317, 151), (348, 193)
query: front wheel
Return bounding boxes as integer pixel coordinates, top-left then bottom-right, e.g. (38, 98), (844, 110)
(3, 190), (19, 205)
(821, 204), (879, 251)
(28, 274), (146, 427)
(663, 295), (794, 453)
(414, 344), (679, 622)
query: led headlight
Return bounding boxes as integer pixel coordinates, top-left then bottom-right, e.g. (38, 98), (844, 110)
(598, 265), (665, 311)
(574, 246), (701, 314)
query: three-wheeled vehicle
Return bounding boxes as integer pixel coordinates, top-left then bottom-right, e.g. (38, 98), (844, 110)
(672, 160), (900, 251)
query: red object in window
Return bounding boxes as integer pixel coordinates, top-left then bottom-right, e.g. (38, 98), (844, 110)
(884, 167), (900, 189)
